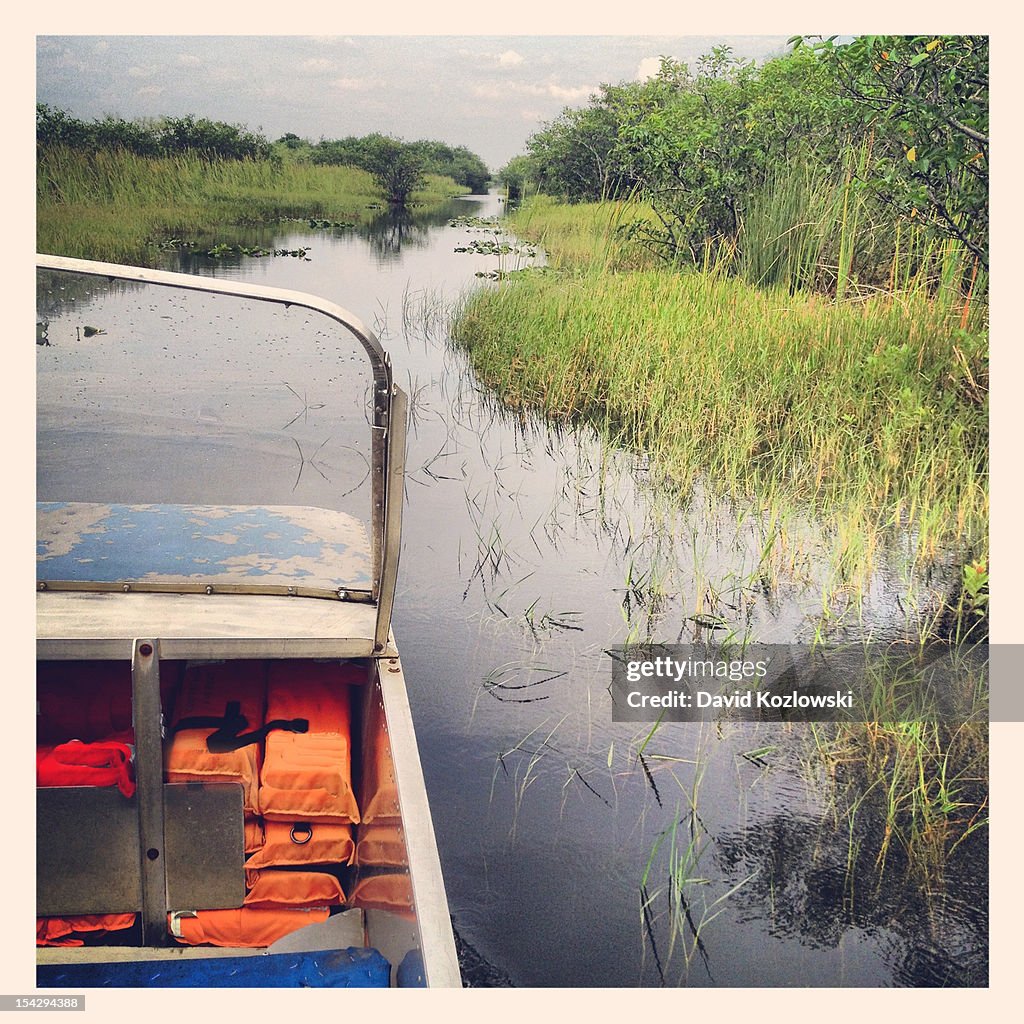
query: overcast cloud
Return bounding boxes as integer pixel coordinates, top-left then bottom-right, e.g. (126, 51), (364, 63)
(36, 35), (792, 170)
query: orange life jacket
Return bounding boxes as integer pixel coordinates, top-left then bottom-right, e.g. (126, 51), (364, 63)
(244, 816), (265, 855)
(259, 661), (361, 823)
(242, 869), (346, 909)
(36, 726), (138, 946)
(36, 736), (135, 798)
(168, 907), (331, 948)
(245, 820), (354, 871)
(165, 661), (268, 816)
(37, 913), (137, 948)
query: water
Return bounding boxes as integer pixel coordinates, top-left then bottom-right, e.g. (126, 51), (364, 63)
(36, 193), (988, 986)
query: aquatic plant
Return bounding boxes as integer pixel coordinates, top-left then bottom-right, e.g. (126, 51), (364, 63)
(810, 717), (988, 889)
(638, 745), (757, 982)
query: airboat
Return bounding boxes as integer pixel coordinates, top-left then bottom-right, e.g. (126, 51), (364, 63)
(34, 254), (461, 988)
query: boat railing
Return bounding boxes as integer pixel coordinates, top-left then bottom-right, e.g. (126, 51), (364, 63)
(36, 254), (408, 652)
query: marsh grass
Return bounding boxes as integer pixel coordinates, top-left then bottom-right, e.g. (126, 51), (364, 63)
(506, 193), (661, 272)
(790, 642), (989, 892)
(810, 718), (988, 890)
(454, 262), (987, 584)
(460, 192), (990, 910)
(639, 745), (758, 981)
(737, 154), (988, 303)
(37, 145), (469, 264)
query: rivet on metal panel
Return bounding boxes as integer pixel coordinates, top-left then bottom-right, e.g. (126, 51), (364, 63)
(287, 587), (297, 597)
(122, 583), (131, 592)
(37, 582), (46, 591)
(337, 589), (348, 601)
(139, 642), (153, 658)
(206, 585), (214, 595)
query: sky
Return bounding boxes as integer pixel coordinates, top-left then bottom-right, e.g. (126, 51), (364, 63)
(35, 35), (793, 171)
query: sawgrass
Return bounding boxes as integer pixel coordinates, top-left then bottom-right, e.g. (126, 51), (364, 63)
(505, 193), (660, 272)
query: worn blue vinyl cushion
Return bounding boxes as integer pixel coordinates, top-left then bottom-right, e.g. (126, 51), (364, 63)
(36, 502), (372, 596)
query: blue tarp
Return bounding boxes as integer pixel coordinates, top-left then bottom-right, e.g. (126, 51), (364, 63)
(37, 947), (391, 988)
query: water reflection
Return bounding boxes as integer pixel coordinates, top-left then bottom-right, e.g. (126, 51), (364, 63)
(358, 199), (473, 263)
(713, 796), (988, 986)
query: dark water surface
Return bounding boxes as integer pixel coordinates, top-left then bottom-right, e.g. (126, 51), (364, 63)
(37, 193), (987, 986)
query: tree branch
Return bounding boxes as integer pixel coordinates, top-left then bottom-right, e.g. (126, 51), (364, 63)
(943, 114), (988, 146)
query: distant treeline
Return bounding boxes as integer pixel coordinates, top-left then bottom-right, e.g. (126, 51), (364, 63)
(282, 132), (490, 196)
(496, 36), (988, 276)
(37, 105), (274, 161)
(37, 106), (492, 203)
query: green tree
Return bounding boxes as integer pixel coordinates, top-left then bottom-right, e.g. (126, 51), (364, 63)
(611, 50), (764, 258)
(522, 47), (843, 261)
(515, 37), (988, 280)
(362, 136), (426, 205)
(309, 133), (488, 198)
(414, 141), (490, 193)
(310, 135), (372, 166)
(156, 115), (271, 160)
(447, 146), (490, 194)
(527, 94), (629, 201)
(37, 106), (272, 161)
(37, 104), (92, 148)
(809, 35), (989, 266)
(496, 155), (533, 201)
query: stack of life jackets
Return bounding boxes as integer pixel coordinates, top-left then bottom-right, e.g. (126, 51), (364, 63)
(36, 657), (411, 949)
(349, 696), (414, 919)
(166, 659), (362, 948)
(36, 661), (142, 947)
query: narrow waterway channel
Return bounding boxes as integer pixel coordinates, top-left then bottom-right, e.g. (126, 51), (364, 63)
(36, 191), (987, 986)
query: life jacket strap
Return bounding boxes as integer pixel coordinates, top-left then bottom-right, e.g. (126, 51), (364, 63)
(170, 701), (309, 753)
(210, 718), (309, 754)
